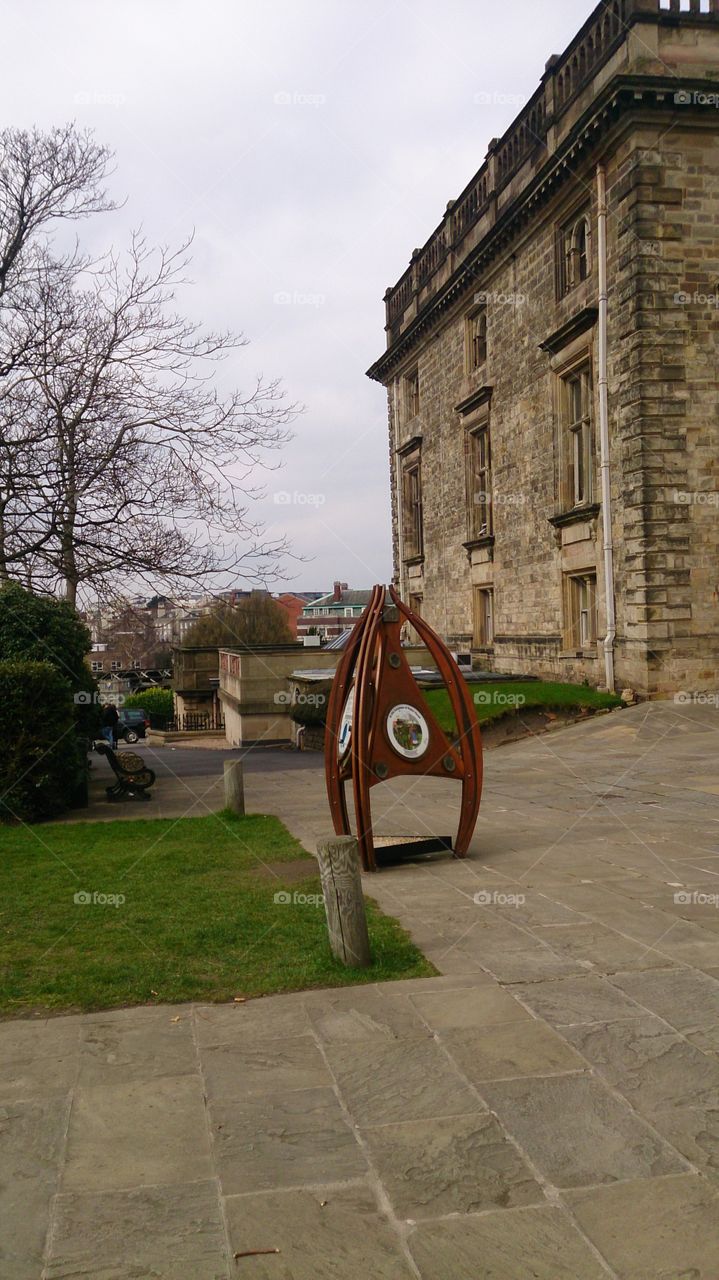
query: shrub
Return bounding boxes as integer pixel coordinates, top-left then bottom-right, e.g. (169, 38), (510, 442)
(123, 687), (174, 726)
(0, 583), (97, 736)
(289, 682), (332, 727)
(0, 661), (82, 822)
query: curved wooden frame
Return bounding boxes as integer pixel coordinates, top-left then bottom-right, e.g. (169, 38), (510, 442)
(324, 584), (483, 871)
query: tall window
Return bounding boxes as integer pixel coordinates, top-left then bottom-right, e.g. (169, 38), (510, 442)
(560, 363), (593, 508)
(402, 457), (423, 559)
(558, 209), (591, 296)
(466, 307), (487, 371)
(473, 586), (494, 646)
(404, 368), (420, 421)
(466, 421), (491, 540)
(565, 572), (597, 649)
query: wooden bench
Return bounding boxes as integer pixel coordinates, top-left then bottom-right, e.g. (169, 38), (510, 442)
(96, 742), (156, 801)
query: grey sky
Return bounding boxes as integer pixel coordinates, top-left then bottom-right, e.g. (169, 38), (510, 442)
(2, 0), (593, 594)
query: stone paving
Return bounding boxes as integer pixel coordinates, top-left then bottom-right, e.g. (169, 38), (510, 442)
(3, 701), (719, 1277)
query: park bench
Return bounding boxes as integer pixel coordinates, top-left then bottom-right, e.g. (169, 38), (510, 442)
(96, 741), (156, 801)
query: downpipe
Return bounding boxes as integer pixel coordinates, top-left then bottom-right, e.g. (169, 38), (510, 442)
(597, 163), (616, 692)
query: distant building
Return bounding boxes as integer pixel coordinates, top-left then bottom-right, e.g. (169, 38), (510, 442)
(297, 582), (372, 640)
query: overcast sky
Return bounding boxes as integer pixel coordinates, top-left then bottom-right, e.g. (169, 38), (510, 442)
(2, 0), (593, 594)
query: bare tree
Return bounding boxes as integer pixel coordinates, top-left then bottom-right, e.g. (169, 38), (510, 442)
(0, 126), (114, 582)
(13, 235), (296, 605)
(0, 127), (296, 602)
(0, 124), (113, 301)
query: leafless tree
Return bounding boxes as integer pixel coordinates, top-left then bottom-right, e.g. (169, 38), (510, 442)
(11, 235), (295, 606)
(0, 125), (114, 582)
(0, 126), (296, 603)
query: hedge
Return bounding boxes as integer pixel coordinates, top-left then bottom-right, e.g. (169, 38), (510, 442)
(0, 661), (83, 823)
(123, 687), (174, 725)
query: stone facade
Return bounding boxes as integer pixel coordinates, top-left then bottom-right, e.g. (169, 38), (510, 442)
(368, 0), (719, 696)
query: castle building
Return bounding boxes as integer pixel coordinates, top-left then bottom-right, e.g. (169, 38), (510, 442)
(367, 0), (719, 696)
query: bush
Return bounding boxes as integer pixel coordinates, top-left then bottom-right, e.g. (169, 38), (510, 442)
(0, 661), (82, 822)
(123, 687), (174, 726)
(0, 583), (97, 736)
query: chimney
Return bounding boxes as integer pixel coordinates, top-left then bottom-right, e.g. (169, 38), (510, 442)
(333, 581), (343, 602)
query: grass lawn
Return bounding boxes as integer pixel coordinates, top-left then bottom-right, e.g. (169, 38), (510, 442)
(0, 811), (432, 1017)
(425, 678), (622, 734)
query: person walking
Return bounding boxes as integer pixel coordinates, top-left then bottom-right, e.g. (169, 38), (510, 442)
(101, 702), (119, 748)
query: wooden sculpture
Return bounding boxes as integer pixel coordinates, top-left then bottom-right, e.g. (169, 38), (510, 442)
(324, 585), (483, 871)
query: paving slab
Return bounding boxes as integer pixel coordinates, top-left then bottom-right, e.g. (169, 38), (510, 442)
(0, 1096), (68, 1280)
(480, 1073), (689, 1188)
(201, 1034), (330, 1100)
(223, 1185), (417, 1280)
(325, 1035), (482, 1127)
(360, 1112), (543, 1218)
(565, 1174), (719, 1279)
(61, 1075), (212, 1192)
(45, 1181), (228, 1279)
(408, 1204), (610, 1280)
(442, 1019), (587, 1083)
(208, 1087), (367, 1193)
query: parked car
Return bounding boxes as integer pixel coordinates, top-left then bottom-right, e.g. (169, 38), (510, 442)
(117, 708), (150, 744)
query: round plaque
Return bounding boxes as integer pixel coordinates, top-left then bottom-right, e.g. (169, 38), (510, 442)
(385, 703), (429, 760)
(338, 688), (354, 758)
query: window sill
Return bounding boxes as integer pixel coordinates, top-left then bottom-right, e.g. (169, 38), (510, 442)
(403, 554), (425, 568)
(558, 649), (598, 660)
(548, 503), (600, 530)
(463, 534), (495, 553)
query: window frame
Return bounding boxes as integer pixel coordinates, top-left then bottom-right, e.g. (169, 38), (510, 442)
(465, 416), (492, 542)
(473, 586), (494, 647)
(465, 306), (487, 373)
(403, 367), (420, 423)
(402, 453), (424, 561)
(557, 206), (592, 298)
(564, 571), (598, 651)
(557, 358), (593, 510)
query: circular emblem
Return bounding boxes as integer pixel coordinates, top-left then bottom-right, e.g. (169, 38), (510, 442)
(338, 688), (354, 758)
(386, 704), (429, 760)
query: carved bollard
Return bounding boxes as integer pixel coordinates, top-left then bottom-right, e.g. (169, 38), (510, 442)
(316, 835), (370, 968)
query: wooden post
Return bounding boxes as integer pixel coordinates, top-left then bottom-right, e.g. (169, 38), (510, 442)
(223, 759), (245, 815)
(316, 835), (371, 968)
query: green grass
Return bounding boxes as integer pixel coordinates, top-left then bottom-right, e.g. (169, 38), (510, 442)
(425, 679), (622, 734)
(0, 812), (433, 1016)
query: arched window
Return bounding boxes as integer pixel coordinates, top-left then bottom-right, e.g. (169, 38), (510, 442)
(559, 210), (592, 295)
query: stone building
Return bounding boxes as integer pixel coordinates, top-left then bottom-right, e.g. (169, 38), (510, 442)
(367, 0), (719, 696)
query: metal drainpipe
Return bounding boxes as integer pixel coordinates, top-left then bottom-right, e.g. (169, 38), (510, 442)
(392, 379), (405, 601)
(597, 163), (616, 692)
